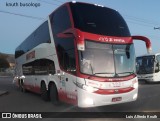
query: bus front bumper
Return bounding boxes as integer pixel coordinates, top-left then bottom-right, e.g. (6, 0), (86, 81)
(77, 87), (138, 108)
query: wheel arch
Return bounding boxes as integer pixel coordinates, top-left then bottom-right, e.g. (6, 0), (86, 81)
(48, 80), (58, 91)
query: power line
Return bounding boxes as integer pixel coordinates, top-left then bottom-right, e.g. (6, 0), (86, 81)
(123, 15), (160, 28)
(37, 0), (60, 6)
(126, 19), (154, 28)
(0, 10), (44, 20)
(52, 0), (64, 3)
(123, 14), (160, 26)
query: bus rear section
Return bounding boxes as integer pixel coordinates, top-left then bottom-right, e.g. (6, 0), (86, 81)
(14, 1), (151, 108)
(136, 53), (160, 83)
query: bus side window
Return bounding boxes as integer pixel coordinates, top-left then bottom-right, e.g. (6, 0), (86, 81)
(23, 59), (56, 76)
(47, 61), (56, 75)
(22, 62), (35, 75)
(51, 6), (71, 35)
(34, 59), (55, 75)
(63, 50), (76, 74)
(51, 5), (76, 75)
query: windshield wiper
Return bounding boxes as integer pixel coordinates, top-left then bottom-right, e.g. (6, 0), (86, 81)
(94, 72), (115, 75)
(117, 72), (134, 75)
(87, 72), (114, 79)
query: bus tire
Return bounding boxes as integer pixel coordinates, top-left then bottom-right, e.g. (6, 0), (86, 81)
(41, 82), (49, 101)
(49, 83), (59, 105)
(19, 79), (26, 92)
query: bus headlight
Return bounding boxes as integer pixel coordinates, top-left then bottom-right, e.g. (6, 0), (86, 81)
(133, 82), (138, 89)
(83, 85), (98, 93)
(132, 79), (138, 89)
(84, 98), (94, 105)
(20, 75), (25, 79)
(75, 82), (98, 93)
(133, 93), (138, 100)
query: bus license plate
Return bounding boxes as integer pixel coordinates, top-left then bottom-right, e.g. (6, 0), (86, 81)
(112, 97), (122, 102)
(111, 82), (124, 87)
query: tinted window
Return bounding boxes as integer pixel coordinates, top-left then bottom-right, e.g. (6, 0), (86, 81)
(136, 56), (155, 74)
(51, 6), (71, 34)
(22, 59), (55, 75)
(15, 21), (51, 58)
(22, 65), (34, 75)
(70, 2), (130, 37)
(56, 37), (76, 74)
(51, 5), (76, 74)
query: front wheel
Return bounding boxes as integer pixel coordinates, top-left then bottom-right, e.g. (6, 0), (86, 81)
(50, 83), (59, 105)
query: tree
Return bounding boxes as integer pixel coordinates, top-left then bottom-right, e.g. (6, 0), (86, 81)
(0, 58), (9, 68)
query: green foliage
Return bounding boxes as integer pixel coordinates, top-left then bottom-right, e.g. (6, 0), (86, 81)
(0, 58), (9, 68)
(0, 53), (10, 68)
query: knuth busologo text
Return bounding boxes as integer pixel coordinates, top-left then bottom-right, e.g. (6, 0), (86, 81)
(6, 2), (41, 7)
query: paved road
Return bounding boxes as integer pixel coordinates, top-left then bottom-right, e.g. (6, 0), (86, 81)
(0, 77), (160, 121)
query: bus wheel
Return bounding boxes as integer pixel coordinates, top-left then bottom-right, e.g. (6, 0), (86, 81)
(50, 83), (59, 105)
(41, 82), (49, 101)
(19, 79), (26, 92)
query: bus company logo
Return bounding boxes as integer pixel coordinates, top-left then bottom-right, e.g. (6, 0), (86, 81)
(26, 51), (35, 60)
(2, 113), (11, 118)
(98, 37), (111, 42)
(114, 89), (119, 93)
(1, 113), (42, 119)
(98, 37), (125, 43)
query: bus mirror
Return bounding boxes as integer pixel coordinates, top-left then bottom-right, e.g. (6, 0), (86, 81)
(155, 62), (159, 72)
(57, 32), (75, 38)
(63, 32), (74, 36)
(155, 67), (159, 72)
(132, 36), (152, 54)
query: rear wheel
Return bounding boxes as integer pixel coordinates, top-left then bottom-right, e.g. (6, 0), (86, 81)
(50, 83), (59, 105)
(19, 79), (26, 92)
(41, 82), (49, 101)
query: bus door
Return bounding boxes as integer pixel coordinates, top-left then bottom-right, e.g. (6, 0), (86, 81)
(64, 72), (77, 102)
(57, 70), (77, 103)
(56, 37), (77, 102)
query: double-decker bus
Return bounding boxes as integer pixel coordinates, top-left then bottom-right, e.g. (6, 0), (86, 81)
(14, 1), (152, 107)
(136, 53), (160, 83)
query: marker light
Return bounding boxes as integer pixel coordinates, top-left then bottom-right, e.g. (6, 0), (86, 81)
(133, 82), (138, 89)
(72, 1), (76, 3)
(132, 79), (138, 89)
(20, 75), (25, 79)
(83, 85), (98, 93)
(133, 93), (138, 100)
(84, 98), (94, 105)
(94, 4), (104, 7)
(75, 81), (98, 93)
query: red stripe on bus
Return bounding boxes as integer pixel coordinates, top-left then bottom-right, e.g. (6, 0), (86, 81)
(94, 87), (134, 95)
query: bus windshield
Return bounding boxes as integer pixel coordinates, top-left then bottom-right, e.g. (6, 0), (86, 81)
(136, 55), (155, 74)
(79, 41), (135, 77)
(70, 2), (130, 37)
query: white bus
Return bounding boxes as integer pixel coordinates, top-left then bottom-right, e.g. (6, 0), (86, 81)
(14, 1), (152, 107)
(136, 53), (160, 83)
